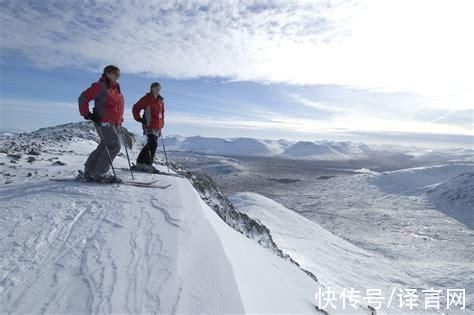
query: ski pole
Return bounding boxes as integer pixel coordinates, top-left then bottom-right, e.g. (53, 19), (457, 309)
(120, 127), (134, 180)
(159, 130), (170, 173)
(95, 122), (118, 180)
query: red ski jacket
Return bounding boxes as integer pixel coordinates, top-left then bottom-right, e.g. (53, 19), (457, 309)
(132, 92), (165, 130)
(78, 76), (124, 125)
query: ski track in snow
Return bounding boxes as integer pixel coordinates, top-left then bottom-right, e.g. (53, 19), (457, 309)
(150, 197), (182, 228)
(0, 173), (186, 313)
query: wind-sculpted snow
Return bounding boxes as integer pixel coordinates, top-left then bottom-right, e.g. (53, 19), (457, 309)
(2, 122), (356, 314)
(0, 172), (246, 313)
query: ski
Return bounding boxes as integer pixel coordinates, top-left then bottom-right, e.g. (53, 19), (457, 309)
(121, 181), (171, 189)
(50, 177), (171, 189)
(119, 167), (186, 178)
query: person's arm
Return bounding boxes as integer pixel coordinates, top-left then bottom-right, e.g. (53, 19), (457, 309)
(132, 96), (147, 123)
(78, 83), (102, 118)
(161, 101), (165, 128)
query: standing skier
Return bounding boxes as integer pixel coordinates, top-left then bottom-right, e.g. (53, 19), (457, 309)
(132, 82), (165, 172)
(78, 65), (124, 182)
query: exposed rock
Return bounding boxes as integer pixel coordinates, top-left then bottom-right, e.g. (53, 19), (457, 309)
(0, 121), (136, 156)
(27, 149), (41, 156)
(7, 154), (21, 160)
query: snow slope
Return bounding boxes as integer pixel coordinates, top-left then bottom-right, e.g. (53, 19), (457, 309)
(428, 172), (474, 228)
(228, 159), (474, 314)
(369, 163), (474, 228)
(230, 191), (473, 314)
(0, 123), (370, 314)
(369, 164), (474, 195)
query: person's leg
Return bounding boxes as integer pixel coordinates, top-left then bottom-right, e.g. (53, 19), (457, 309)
(93, 124), (121, 175)
(84, 125), (106, 177)
(136, 142), (150, 165)
(147, 134), (158, 165)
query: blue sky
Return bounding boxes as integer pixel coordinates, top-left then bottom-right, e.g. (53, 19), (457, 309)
(0, 0), (472, 148)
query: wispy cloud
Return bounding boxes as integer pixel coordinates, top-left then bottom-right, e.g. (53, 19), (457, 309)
(287, 94), (344, 114)
(0, 1), (357, 76)
(167, 110), (472, 137)
(2, 0), (472, 98)
(1, 0), (472, 147)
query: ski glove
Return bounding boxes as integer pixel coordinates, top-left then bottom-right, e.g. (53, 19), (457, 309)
(136, 116), (147, 125)
(85, 112), (101, 123)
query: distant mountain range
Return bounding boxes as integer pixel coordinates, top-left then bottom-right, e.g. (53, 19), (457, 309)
(163, 135), (473, 161)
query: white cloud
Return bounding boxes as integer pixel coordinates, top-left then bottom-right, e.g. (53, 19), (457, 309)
(1, 1), (355, 74)
(166, 109), (471, 137)
(288, 94), (344, 113)
(1, 0), (473, 140)
(4, 0), (472, 98)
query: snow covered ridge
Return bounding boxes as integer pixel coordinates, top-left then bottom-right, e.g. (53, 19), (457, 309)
(427, 171), (474, 228)
(170, 162), (319, 282)
(3, 122), (356, 313)
(164, 134), (473, 161)
(0, 121), (136, 156)
(368, 163), (474, 228)
(1, 122), (318, 281)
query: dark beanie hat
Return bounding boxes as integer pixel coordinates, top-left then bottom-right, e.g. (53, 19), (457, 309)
(103, 65), (120, 75)
(150, 82), (161, 90)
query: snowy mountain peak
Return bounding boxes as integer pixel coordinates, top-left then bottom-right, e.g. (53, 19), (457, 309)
(164, 135), (289, 156)
(281, 140), (349, 160)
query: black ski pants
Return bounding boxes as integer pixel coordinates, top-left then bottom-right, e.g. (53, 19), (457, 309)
(137, 134), (158, 165)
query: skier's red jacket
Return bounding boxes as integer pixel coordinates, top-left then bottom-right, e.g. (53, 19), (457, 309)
(78, 76), (124, 125)
(132, 92), (165, 130)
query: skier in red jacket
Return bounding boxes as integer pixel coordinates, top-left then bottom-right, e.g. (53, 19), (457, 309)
(132, 82), (165, 172)
(78, 65), (124, 182)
